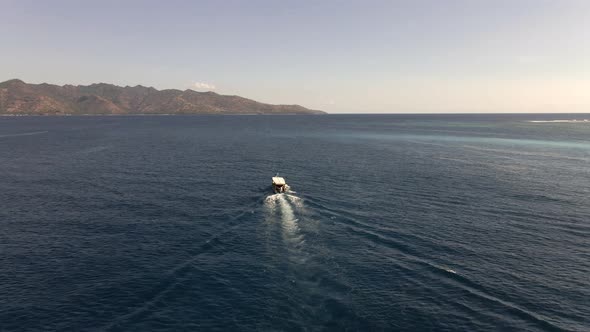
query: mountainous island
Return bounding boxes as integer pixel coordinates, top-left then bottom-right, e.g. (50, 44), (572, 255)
(0, 79), (324, 115)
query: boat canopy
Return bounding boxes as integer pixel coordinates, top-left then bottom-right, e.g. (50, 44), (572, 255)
(272, 177), (286, 185)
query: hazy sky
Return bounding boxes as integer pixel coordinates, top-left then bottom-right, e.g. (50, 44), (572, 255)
(1, 0), (589, 113)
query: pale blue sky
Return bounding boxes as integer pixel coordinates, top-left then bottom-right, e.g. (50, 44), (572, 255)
(1, 0), (588, 113)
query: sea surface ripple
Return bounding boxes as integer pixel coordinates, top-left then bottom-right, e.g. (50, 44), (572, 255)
(0, 114), (588, 331)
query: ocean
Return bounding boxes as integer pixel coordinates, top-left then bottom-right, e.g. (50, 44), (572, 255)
(0, 114), (588, 331)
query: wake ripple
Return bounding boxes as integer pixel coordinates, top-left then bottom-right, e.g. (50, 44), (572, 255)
(0, 131), (48, 138)
(264, 193), (305, 247)
(100, 198), (263, 331)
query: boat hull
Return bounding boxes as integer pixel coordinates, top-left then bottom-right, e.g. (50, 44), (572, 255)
(273, 184), (285, 193)
(272, 176), (287, 193)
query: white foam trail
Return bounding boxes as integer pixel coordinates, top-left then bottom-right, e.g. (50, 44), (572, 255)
(264, 193), (282, 205)
(263, 193), (305, 248)
(278, 195), (300, 238)
(261, 194), (280, 247)
(284, 194), (304, 209)
(529, 119), (589, 123)
(0, 131), (48, 138)
(285, 193), (321, 235)
(263, 194), (280, 223)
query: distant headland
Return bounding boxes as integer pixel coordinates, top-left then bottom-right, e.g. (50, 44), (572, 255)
(0, 79), (324, 115)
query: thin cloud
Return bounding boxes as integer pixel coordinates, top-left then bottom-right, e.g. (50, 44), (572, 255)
(516, 55), (543, 64)
(191, 81), (216, 90)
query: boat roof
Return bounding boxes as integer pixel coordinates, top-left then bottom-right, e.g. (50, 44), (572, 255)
(272, 177), (286, 185)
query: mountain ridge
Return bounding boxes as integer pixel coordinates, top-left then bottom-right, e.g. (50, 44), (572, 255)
(0, 79), (324, 115)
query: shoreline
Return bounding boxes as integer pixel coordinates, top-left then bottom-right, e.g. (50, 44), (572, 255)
(0, 113), (325, 117)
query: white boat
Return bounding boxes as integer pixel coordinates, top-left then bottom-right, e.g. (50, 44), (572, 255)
(272, 175), (287, 193)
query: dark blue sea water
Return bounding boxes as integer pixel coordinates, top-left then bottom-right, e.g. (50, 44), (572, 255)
(1, 114), (589, 331)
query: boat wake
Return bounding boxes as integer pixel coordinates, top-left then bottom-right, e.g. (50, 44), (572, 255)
(0, 131), (48, 138)
(529, 119), (589, 123)
(264, 192), (305, 248)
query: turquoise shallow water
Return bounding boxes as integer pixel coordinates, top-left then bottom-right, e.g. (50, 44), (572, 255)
(0, 114), (589, 331)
